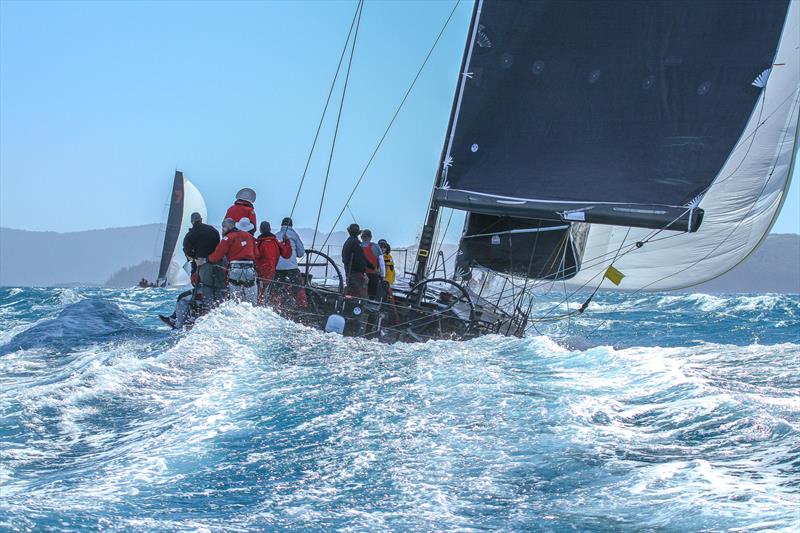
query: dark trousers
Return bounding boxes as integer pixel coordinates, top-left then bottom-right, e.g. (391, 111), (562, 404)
(198, 262), (225, 306)
(367, 273), (382, 299)
(346, 272), (368, 298)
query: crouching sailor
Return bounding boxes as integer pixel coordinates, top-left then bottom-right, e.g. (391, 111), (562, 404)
(159, 268), (201, 329)
(183, 212), (223, 307)
(209, 217), (260, 305)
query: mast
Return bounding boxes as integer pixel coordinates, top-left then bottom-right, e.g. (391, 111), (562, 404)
(413, 0), (482, 283)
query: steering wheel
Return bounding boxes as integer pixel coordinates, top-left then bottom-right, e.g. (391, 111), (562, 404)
(405, 277), (475, 324)
(300, 249), (344, 295)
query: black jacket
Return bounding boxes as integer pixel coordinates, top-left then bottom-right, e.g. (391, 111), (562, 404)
(183, 222), (221, 260)
(342, 235), (372, 275)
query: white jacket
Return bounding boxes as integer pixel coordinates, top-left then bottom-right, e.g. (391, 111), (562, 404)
(275, 227), (305, 270)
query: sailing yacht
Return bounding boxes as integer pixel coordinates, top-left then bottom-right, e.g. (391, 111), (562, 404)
(280, 0), (798, 342)
(156, 171), (208, 287)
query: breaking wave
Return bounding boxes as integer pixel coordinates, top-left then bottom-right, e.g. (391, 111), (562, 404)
(0, 288), (798, 531)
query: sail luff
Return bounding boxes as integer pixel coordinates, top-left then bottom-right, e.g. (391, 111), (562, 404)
(413, 0), (482, 282)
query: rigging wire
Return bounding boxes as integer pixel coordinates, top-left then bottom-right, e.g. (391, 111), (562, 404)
(428, 208), (454, 277)
(317, 0), (462, 250)
(311, 0), (364, 252)
(345, 203), (359, 224)
(290, 0), (363, 218)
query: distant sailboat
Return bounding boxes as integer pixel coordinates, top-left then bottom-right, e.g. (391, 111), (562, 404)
(156, 170), (207, 287)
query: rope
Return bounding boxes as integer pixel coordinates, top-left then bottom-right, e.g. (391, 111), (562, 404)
(428, 208), (454, 277)
(311, 0), (364, 252)
(289, 0), (363, 218)
(318, 0), (462, 250)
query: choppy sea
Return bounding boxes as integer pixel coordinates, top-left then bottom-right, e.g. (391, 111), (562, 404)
(0, 287), (798, 532)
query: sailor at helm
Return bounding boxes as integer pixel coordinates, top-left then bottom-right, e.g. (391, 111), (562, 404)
(224, 188), (257, 234)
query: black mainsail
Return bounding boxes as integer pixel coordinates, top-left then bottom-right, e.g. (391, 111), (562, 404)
(423, 0), (792, 283)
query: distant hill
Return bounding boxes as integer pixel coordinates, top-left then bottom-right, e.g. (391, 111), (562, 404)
(105, 260), (160, 288)
(690, 233), (799, 293)
(0, 224), (164, 287)
(1, 225), (798, 292)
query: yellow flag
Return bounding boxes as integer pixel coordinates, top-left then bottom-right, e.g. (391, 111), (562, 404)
(604, 265), (625, 286)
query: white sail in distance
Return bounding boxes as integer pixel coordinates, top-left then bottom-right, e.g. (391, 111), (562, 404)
(157, 171), (208, 287)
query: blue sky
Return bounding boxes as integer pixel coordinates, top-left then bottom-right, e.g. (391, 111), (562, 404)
(1, 0), (798, 247)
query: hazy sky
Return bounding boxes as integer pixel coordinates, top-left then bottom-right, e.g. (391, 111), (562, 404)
(1, 0), (798, 246)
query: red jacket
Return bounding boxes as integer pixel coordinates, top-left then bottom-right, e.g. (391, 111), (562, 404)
(209, 230), (260, 263)
(255, 234), (292, 281)
(224, 200), (257, 229)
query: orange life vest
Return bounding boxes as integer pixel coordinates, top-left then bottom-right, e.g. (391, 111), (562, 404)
(361, 243), (379, 275)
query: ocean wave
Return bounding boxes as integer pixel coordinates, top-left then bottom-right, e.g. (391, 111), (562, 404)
(0, 290), (798, 530)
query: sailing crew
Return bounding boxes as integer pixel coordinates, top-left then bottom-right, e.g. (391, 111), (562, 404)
(378, 239), (395, 286)
(273, 217), (308, 308)
(159, 288), (195, 330)
(224, 188), (257, 235)
(209, 217), (260, 305)
(360, 229), (385, 299)
(255, 221), (292, 305)
(221, 217), (235, 237)
(183, 212), (224, 305)
(342, 223), (371, 298)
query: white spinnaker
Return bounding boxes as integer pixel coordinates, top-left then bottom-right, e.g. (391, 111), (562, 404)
(569, 0), (800, 292)
(165, 177), (208, 286)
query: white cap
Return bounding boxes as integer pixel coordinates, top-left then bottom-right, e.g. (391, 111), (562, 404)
(235, 188), (256, 203)
(236, 217), (255, 232)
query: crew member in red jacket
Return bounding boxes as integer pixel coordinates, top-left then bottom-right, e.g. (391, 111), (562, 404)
(224, 188), (257, 234)
(209, 217), (260, 304)
(255, 221), (292, 305)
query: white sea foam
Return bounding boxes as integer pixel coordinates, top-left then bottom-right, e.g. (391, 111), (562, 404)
(0, 290), (798, 530)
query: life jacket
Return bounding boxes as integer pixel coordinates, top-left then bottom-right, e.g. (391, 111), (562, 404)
(361, 242), (380, 275)
(383, 253), (395, 285)
(209, 230), (260, 263)
(224, 200), (257, 231)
